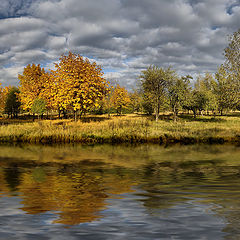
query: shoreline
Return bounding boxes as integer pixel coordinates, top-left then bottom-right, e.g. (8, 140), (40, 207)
(0, 134), (239, 145)
(0, 114), (239, 145)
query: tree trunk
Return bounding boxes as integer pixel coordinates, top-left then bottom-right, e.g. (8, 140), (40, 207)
(63, 110), (67, 119)
(155, 99), (160, 122)
(193, 109), (196, 118)
(173, 104), (177, 122)
(79, 111), (83, 119)
(74, 110), (77, 122)
(155, 106), (159, 122)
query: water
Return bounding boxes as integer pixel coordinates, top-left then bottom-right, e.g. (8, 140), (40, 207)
(0, 144), (240, 239)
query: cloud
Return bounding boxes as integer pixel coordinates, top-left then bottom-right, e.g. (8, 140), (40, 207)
(0, 0), (239, 88)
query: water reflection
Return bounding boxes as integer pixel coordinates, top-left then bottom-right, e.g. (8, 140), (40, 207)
(0, 144), (240, 239)
(0, 159), (137, 225)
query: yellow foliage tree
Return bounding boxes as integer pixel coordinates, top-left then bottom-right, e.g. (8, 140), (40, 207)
(0, 84), (11, 114)
(18, 64), (46, 111)
(111, 85), (131, 114)
(50, 52), (109, 120)
(38, 71), (57, 111)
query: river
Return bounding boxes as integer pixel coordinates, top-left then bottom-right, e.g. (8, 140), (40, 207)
(0, 144), (240, 239)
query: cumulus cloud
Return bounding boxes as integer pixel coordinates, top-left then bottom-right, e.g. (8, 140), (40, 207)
(0, 0), (239, 88)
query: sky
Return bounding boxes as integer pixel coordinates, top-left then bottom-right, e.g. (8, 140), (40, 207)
(0, 0), (240, 89)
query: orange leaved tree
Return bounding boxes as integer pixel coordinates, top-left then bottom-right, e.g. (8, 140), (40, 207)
(50, 52), (109, 120)
(0, 84), (11, 114)
(110, 85), (131, 115)
(18, 64), (46, 111)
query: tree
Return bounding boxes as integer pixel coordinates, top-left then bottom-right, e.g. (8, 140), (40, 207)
(49, 52), (109, 121)
(141, 92), (154, 115)
(18, 64), (46, 111)
(195, 73), (218, 115)
(38, 72), (56, 113)
(188, 90), (206, 118)
(223, 29), (240, 108)
(110, 85), (131, 115)
(31, 98), (47, 119)
(167, 75), (192, 121)
(4, 87), (21, 118)
(215, 65), (234, 115)
(140, 66), (175, 121)
(0, 84), (10, 114)
(129, 90), (142, 113)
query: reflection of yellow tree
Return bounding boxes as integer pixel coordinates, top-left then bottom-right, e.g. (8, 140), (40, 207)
(2, 144), (240, 228)
(19, 172), (107, 224)
(16, 168), (136, 225)
(0, 168), (11, 194)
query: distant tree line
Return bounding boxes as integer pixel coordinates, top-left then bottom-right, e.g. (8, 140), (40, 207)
(0, 29), (239, 121)
(139, 29), (240, 121)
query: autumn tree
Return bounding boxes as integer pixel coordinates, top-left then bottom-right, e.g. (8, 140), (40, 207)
(38, 72), (55, 112)
(96, 90), (113, 116)
(140, 66), (175, 121)
(110, 85), (131, 115)
(18, 64), (46, 111)
(0, 83), (4, 113)
(49, 52), (109, 121)
(0, 85), (10, 114)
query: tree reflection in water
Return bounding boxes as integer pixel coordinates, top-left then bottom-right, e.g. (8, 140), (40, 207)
(0, 143), (239, 237)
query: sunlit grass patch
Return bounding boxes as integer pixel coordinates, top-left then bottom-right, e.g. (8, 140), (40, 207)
(0, 114), (239, 144)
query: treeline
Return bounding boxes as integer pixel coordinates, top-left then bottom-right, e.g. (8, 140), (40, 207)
(0, 53), (133, 120)
(0, 30), (240, 121)
(139, 65), (240, 121)
(138, 29), (240, 121)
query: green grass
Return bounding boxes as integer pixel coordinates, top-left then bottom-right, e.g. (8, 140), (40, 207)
(0, 114), (239, 144)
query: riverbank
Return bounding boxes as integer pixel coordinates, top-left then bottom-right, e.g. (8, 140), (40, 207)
(0, 114), (239, 144)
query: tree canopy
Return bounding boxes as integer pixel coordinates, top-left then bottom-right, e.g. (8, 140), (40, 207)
(4, 86), (21, 118)
(223, 29), (240, 109)
(18, 64), (45, 111)
(140, 66), (176, 121)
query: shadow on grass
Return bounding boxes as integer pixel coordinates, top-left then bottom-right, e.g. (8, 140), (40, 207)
(131, 113), (173, 121)
(0, 118), (34, 125)
(130, 113), (230, 123)
(178, 114), (227, 123)
(80, 116), (110, 123)
(221, 112), (240, 117)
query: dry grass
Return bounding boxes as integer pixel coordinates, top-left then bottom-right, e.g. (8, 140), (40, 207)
(0, 114), (239, 144)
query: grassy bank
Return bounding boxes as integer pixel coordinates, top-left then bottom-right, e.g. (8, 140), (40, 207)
(0, 114), (239, 144)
